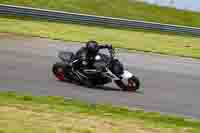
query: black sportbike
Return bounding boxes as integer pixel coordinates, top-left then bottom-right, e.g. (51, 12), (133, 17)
(52, 48), (140, 91)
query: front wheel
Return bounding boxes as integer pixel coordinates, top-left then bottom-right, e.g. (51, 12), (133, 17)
(115, 76), (140, 92)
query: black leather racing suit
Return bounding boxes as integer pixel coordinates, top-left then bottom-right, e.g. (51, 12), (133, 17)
(73, 45), (112, 71)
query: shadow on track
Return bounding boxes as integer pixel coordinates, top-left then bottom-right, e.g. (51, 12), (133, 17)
(55, 78), (143, 94)
(94, 86), (144, 94)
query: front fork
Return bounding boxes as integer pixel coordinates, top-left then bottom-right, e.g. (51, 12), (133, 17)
(121, 70), (133, 80)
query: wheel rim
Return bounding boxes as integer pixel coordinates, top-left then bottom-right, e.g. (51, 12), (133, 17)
(55, 68), (65, 81)
(127, 78), (137, 91)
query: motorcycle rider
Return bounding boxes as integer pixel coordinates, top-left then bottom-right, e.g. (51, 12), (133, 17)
(73, 40), (113, 73)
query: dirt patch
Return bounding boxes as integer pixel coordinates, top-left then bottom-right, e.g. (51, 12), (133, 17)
(0, 32), (33, 39)
(0, 105), (188, 133)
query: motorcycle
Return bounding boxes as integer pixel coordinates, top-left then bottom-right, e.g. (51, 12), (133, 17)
(52, 47), (140, 91)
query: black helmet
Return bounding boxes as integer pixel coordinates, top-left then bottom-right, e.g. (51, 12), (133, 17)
(86, 40), (98, 52)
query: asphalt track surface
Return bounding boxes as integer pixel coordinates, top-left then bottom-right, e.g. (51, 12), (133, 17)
(1, 33), (200, 119)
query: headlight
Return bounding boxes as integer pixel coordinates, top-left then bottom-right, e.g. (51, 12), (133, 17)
(95, 55), (101, 61)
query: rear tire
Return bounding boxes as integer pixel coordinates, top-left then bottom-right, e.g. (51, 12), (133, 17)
(52, 62), (67, 81)
(115, 76), (140, 92)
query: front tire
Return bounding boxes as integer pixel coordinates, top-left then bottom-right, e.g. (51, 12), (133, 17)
(115, 76), (140, 92)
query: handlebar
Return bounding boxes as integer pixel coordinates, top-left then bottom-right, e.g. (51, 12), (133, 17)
(98, 44), (115, 58)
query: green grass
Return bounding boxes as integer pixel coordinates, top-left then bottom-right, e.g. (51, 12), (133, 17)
(0, 91), (199, 133)
(1, 15), (200, 59)
(1, 0), (200, 28)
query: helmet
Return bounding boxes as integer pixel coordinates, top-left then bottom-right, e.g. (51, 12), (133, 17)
(86, 40), (98, 53)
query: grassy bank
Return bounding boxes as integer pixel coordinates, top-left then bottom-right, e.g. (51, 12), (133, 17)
(1, 15), (200, 59)
(0, 91), (199, 133)
(1, 0), (200, 28)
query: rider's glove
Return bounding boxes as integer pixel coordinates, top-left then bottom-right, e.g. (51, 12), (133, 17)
(107, 44), (112, 49)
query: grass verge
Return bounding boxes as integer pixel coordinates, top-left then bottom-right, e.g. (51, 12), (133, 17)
(1, 0), (200, 28)
(0, 91), (199, 133)
(1, 15), (200, 59)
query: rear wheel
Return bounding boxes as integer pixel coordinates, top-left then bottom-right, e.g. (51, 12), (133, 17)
(115, 76), (140, 92)
(52, 62), (66, 81)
